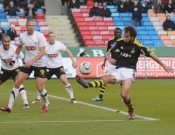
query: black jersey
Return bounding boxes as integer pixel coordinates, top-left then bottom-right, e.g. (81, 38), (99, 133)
(106, 36), (120, 60)
(108, 38), (153, 70)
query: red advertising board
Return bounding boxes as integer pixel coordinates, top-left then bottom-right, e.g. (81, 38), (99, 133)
(76, 57), (175, 78)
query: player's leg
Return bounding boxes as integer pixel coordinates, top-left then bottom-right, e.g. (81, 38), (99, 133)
(34, 66), (49, 113)
(92, 64), (116, 101)
(60, 74), (77, 103)
(120, 68), (136, 120)
(55, 66), (77, 103)
(12, 68), (29, 109)
(0, 71), (29, 112)
(76, 74), (116, 88)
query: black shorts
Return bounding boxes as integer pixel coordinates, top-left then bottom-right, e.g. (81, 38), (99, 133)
(20, 66), (46, 78)
(45, 66), (65, 80)
(0, 67), (20, 82)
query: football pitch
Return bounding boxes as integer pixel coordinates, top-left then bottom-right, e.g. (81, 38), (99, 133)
(0, 79), (175, 135)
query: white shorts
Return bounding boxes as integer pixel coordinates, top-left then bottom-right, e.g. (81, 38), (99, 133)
(106, 63), (116, 75)
(110, 67), (136, 84)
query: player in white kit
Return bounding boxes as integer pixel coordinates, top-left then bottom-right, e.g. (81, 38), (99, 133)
(0, 19), (49, 113)
(32, 31), (77, 104)
(0, 36), (29, 112)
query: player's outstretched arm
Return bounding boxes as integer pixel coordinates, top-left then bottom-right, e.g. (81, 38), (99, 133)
(106, 52), (116, 65)
(65, 48), (77, 68)
(151, 54), (174, 73)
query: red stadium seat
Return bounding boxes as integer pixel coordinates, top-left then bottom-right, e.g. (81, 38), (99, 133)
(20, 26), (27, 32)
(81, 31), (91, 35)
(79, 26), (89, 31)
(86, 22), (96, 26)
(106, 22), (115, 26)
(101, 31), (110, 35)
(84, 17), (94, 22)
(96, 22), (106, 26)
(81, 8), (90, 13)
(85, 40), (96, 46)
(36, 13), (45, 19)
(93, 36), (102, 40)
(104, 18), (113, 22)
(75, 18), (85, 22)
(83, 36), (93, 41)
(91, 31), (101, 36)
(83, 13), (89, 17)
(94, 18), (103, 22)
(77, 22), (86, 27)
(102, 36), (112, 41)
(10, 22), (19, 26)
(89, 26), (98, 31)
(98, 26), (108, 31)
(95, 40), (105, 46)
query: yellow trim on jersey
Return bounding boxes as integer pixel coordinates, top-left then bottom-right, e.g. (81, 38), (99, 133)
(116, 37), (124, 41)
(134, 39), (144, 47)
(108, 36), (115, 41)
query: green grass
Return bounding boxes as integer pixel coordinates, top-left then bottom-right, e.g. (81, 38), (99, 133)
(0, 79), (175, 135)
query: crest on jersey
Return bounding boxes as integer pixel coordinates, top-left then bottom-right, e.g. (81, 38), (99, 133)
(46, 69), (49, 72)
(16, 69), (19, 72)
(120, 46), (124, 49)
(60, 68), (64, 71)
(40, 69), (45, 75)
(131, 48), (135, 54)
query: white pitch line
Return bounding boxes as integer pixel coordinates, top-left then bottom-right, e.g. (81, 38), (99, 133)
(48, 95), (158, 121)
(0, 119), (153, 124)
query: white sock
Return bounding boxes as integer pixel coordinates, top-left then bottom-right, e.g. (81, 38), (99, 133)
(36, 90), (41, 100)
(19, 85), (28, 105)
(8, 87), (19, 109)
(65, 84), (74, 99)
(40, 89), (49, 106)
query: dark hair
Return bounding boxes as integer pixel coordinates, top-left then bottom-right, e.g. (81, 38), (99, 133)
(115, 27), (122, 32)
(124, 26), (137, 37)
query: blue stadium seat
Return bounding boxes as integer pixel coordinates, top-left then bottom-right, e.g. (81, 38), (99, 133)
(142, 13), (147, 17)
(148, 31), (158, 36)
(35, 22), (39, 26)
(110, 9), (117, 13)
(120, 13), (129, 17)
(154, 40), (164, 46)
(2, 27), (10, 31)
(113, 17), (122, 21)
(136, 36), (142, 40)
(136, 26), (145, 30)
(35, 27), (40, 31)
(0, 19), (8, 22)
(144, 22), (153, 26)
(117, 26), (124, 30)
(144, 40), (154, 46)
(0, 8), (4, 12)
(36, 8), (43, 13)
(141, 36), (150, 40)
(17, 12), (25, 16)
(111, 13), (119, 17)
(151, 36), (161, 40)
(138, 31), (149, 35)
(142, 18), (150, 22)
(122, 17), (132, 22)
(106, 6), (115, 9)
(124, 22), (132, 26)
(115, 22), (124, 26)
(146, 26), (155, 30)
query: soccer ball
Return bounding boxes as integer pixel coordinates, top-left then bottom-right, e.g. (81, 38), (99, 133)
(79, 62), (92, 75)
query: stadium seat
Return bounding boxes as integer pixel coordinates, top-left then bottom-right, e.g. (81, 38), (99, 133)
(79, 26), (89, 31)
(148, 13), (156, 17)
(96, 22), (105, 26)
(86, 22), (96, 26)
(154, 40), (164, 46)
(136, 26), (145, 31)
(85, 40), (95, 46)
(139, 31), (149, 35)
(77, 22), (86, 27)
(89, 26), (98, 30)
(83, 36), (93, 41)
(151, 36), (161, 40)
(113, 17), (122, 21)
(142, 18), (150, 22)
(168, 31), (175, 36)
(122, 17), (132, 22)
(150, 17), (159, 22)
(75, 18), (85, 22)
(93, 36), (102, 40)
(105, 22), (115, 26)
(148, 31), (158, 35)
(95, 40), (105, 46)
(110, 9), (117, 13)
(115, 22), (124, 26)
(143, 40), (154, 46)
(120, 13), (129, 17)
(163, 40), (173, 46)
(98, 26), (108, 31)
(81, 8), (90, 13)
(104, 18), (112, 22)
(81, 31), (91, 35)
(142, 13), (147, 17)
(158, 31), (167, 36)
(160, 36), (170, 40)
(111, 13), (119, 17)
(84, 18), (94, 22)
(103, 36), (112, 40)
(82, 13), (89, 17)
(91, 31), (101, 36)
(94, 18), (103, 22)
(141, 36), (150, 40)
(157, 13), (165, 17)
(144, 22), (153, 26)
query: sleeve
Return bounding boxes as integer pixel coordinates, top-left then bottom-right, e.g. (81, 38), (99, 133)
(163, 21), (166, 31)
(18, 51), (24, 59)
(106, 40), (111, 52)
(139, 46), (153, 57)
(38, 33), (47, 47)
(60, 42), (67, 52)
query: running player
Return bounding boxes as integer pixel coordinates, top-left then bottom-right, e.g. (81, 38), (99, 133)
(32, 31), (77, 104)
(0, 19), (49, 113)
(0, 35), (29, 110)
(92, 28), (122, 101)
(76, 26), (174, 120)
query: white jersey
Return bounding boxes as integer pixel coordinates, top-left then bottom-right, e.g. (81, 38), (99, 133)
(0, 45), (24, 70)
(45, 41), (66, 68)
(19, 31), (47, 67)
